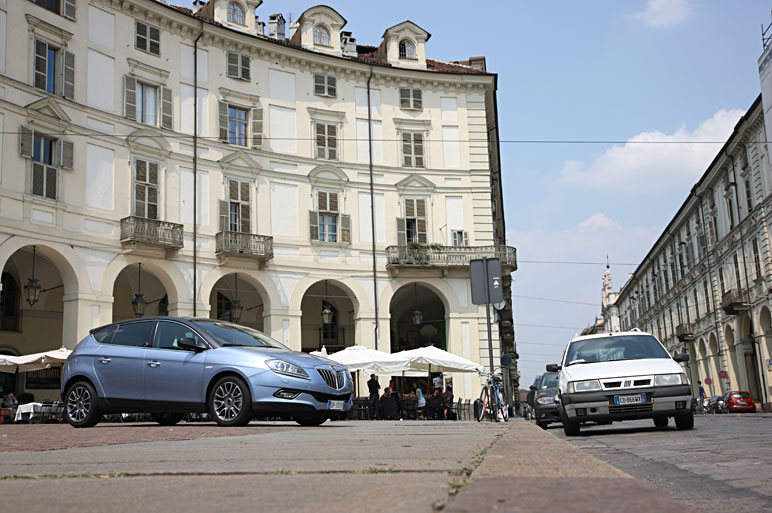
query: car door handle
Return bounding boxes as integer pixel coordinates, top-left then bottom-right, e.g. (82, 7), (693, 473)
(146, 361), (161, 368)
(97, 358), (111, 364)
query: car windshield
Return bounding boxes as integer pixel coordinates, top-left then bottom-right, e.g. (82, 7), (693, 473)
(565, 335), (669, 365)
(192, 321), (288, 349)
(540, 373), (558, 389)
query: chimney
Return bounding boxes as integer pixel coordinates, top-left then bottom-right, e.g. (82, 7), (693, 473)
(268, 14), (286, 39)
(255, 16), (265, 36)
(289, 20), (300, 40)
(191, 0), (206, 13)
(468, 56), (487, 71)
(341, 31), (357, 57)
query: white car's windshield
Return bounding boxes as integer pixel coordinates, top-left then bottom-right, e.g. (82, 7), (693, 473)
(565, 335), (669, 366)
(192, 321), (288, 349)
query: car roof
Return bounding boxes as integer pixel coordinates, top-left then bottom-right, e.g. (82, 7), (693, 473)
(89, 316), (233, 334)
(569, 329), (654, 343)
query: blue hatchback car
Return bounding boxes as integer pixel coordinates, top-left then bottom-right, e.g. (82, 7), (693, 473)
(61, 317), (353, 427)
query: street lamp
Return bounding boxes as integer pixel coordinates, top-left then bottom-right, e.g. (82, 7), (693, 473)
(321, 280), (333, 325)
(131, 263), (146, 318)
(231, 273), (243, 323)
(23, 246), (42, 307)
(412, 282), (423, 325)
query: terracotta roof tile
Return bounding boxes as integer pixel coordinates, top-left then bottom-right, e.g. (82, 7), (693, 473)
(427, 59), (489, 74)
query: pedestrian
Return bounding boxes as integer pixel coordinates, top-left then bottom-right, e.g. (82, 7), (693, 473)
(698, 380), (707, 413)
(367, 373), (380, 420)
(443, 385), (455, 420)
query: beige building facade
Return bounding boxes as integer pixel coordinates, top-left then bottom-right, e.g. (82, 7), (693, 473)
(0, 0), (516, 401)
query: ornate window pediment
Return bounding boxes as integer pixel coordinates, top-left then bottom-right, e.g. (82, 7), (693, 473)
(26, 97), (71, 128)
(396, 173), (435, 193)
(127, 128), (172, 159)
(309, 164), (348, 188)
(219, 150), (262, 173)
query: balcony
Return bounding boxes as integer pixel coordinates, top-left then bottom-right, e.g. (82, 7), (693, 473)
(385, 245), (517, 274)
(120, 216), (183, 251)
(721, 288), (750, 315)
(675, 323), (695, 342)
(216, 231), (273, 261)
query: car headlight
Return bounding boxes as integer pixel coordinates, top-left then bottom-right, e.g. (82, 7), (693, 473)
(536, 395), (557, 405)
(266, 359), (310, 380)
(567, 380), (601, 393)
(654, 373), (686, 386)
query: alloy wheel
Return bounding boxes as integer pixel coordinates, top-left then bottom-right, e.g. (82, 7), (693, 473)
(67, 385), (91, 423)
(213, 380), (243, 421)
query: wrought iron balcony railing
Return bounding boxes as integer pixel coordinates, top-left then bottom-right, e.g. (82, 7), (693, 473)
(385, 245), (517, 270)
(215, 231), (273, 260)
(721, 288), (750, 315)
(120, 216), (183, 250)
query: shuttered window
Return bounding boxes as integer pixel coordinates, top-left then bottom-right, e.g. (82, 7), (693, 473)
(397, 198), (427, 245)
(226, 51), (250, 81)
(31, 133), (57, 200)
(31, 0), (76, 20)
(218, 101), (263, 149)
(33, 40), (73, 98)
(134, 159), (159, 220)
(399, 88), (422, 110)
(315, 122), (338, 160)
(313, 74), (336, 97)
(228, 106), (248, 146)
(402, 132), (424, 168)
(219, 179), (251, 233)
(451, 230), (469, 247)
(310, 191), (349, 244)
(135, 21), (160, 56)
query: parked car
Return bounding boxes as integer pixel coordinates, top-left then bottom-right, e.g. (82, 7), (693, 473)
(533, 371), (560, 429)
(704, 395), (725, 414)
(61, 317), (353, 428)
(548, 329), (693, 436)
(722, 391), (756, 413)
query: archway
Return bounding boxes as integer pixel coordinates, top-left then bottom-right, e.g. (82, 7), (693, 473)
(389, 282), (446, 352)
(208, 272), (265, 331)
(300, 280), (356, 353)
(112, 264), (170, 321)
(739, 313), (762, 403)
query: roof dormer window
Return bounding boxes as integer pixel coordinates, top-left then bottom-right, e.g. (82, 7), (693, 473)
(313, 25), (331, 46)
(227, 2), (245, 25)
(399, 40), (416, 59)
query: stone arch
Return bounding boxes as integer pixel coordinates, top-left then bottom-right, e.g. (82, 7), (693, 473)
(199, 268), (279, 315)
(386, 279), (454, 352)
(101, 255), (187, 307)
(291, 277), (364, 314)
(296, 278), (361, 352)
(759, 306), (772, 373)
(0, 236), (86, 296)
(379, 278), (458, 316)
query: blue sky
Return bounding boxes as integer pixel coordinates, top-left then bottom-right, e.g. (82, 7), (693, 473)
(177, 0), (771, 385)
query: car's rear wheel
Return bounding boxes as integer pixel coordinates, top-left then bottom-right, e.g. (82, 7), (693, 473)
(653, 416), (668, 428)
(64, 381), (102, 428)
(151, 412), (185, 426)
(294, 413), (328, 426)
(675, 411), (694, 430)
(209, 375), (253, 427)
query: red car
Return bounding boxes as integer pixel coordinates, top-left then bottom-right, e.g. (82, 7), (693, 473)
(722, 391), (756, 413)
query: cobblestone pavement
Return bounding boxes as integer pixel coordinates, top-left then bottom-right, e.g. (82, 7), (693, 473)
(553, 413), (772, 512)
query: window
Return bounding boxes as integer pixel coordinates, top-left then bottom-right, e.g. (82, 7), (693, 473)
(399, 40), (416, 59)
(684, 296), (690, 324)
(703, 280), (711, 312)
(110, 321), (154, 347)
(402, 132), (424, 168)
(124, 76), (172, 129)
(136, 82), (158, 126)
(727, 197), (735, 229)
(228, 106), (248, 146)
(400, 88), (422, 110)
(19, 126), (73, 201)
(134, 158), (159, 220)
(226, 51), (250, 81)
(315, 122), (338, 160)
(30, 0), (76, 20)
(309, 191), (351, 244)
(313, 25), (331, 46)
(693, 289), (700, 318)
(752, 238), (762, 279)
(397, 198), (427, 245)
(313, 74), (337, 98)
(718, 267), (725, 294)
(227, 2), (246, 25)
(733, 253), (742, 290)
(219, 179), (251, 233)
(153, 321), (205, 351)
(451, 230), (469, 247)
(33, 40), (74, 98)
(135, 21), (160, 56)
(745, 178), (753, 211)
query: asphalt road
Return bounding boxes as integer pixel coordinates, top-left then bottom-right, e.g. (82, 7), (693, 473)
(551, 413), (772, 512)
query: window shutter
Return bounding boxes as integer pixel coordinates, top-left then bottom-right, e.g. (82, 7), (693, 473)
(229, 180), (239, 200)
(161, 87), (173, 130)
(463, 231), (469, 247)
(240, 204), (251, 233)
(315, 123), (326, 158)
(402, 132), (412, 167)
(218, 101), (228, 142)
(63, 50), (75, 99)
(328, 76), (336, 97)
(405, 198), (415, 218)
(63, 0), (77, 21)
(60, 140), (74, 169)
(314, 75), (325, 96)
(328, 192), (339, 213)
(250, 106), (263, 148)
(416, 198), (426, 218)
(309, 211), (319, 241)
(45, 167), (57, 200)
(240, 54), (250, 81)
(416, 219), (427, 243)
(396, 218), (407, 246)
(226, 51), (239, 78)
(414, 133), (424, 167)
(19, 126), (33, 158)
(148, 162), (158, 185)
(124, 75), (137, 120)
(318, 191), (328, 212)
(149, 26), (161, 56)
(32, 164), (44, 197)
(34, 40), (47, 90)
(240, 181), (250, 202)
(413, 89), (422, 109)
(400, 88), (410, 109)
(341, 214), (351, 243)
(327, 124), (337, 160)
(219, 200), (229, 231)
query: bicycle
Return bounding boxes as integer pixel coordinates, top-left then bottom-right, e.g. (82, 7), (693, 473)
(477, 371), (509, 422)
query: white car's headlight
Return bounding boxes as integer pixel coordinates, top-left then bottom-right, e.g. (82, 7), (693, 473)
(537, 395), (557, 405)
(266, 359), (310, 380)
(654, 373), (686, 386)
(567, 380), (601, 393)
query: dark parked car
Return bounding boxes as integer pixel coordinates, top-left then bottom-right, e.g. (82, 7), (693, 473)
(704, 395), (725, 414)
(533, 371), (560, 429)
(722, 391), (756, 413)
(61, 317), (353, 428)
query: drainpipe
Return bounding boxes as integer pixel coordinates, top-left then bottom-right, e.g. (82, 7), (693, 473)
(192, 22), (204, 317)
(366, 66), (379, 350)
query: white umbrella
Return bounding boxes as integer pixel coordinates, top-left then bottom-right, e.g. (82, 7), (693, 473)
(0, 348), (73, 374)
(395, 345), (483, 395)
(325, 345), (412, 374)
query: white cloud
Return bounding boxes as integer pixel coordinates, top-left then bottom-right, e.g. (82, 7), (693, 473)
(628, 0), (693, 28)
(579, 213), (621, 232)
(558, 108), (744, 193)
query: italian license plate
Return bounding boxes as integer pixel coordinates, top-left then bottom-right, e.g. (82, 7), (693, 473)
(327, 400), (344, 411)
(615, 394), (646, 405)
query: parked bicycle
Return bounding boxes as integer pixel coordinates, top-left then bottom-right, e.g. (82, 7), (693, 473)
(477, 371), (509, 422)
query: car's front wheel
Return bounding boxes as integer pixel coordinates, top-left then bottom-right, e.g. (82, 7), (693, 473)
(653, 416), (668, 428)
(64, 381), (102, 428)
(675, 411), (694, 430)
(560, 408), (580, 436)
(209, 375), (253, 427)
(151, 412), (185, 426)
(294, 413), (328, 426)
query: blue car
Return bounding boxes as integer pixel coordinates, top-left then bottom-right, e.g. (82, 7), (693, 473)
(61, 317), (353, 427)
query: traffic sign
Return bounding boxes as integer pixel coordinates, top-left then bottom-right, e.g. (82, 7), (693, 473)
(718, 370), (728, 379)
(704, 377), (712, 385)
(470, 258), (504, 305)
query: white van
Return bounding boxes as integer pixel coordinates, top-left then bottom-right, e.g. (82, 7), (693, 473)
(548, 330), (693, 436)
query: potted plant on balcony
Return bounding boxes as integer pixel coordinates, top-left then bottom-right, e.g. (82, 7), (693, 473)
(407, 241), (430, 263)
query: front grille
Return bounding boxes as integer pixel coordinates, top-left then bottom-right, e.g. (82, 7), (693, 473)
(310, 392), (351, 403)
(633, 379), (651, 386)
(609, 403), (653, 414)
(317, 368), (347, 390)
(604, 381), (622, 388)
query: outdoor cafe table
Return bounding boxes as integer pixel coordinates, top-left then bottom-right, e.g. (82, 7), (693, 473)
(14, 402), (43, 423)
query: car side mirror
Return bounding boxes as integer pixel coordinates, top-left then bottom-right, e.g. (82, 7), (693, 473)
(178, 337), (206, 352)
(546, 364), (561, 372)
(673, 353), (689, 363)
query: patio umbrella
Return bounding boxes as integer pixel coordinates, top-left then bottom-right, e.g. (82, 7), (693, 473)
(0, 348), (73, 374)
(394, 345), (483, 394)
(324, 345), (419, 398)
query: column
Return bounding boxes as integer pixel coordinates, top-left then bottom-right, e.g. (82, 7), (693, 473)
(264, 309), (302, 351)
(62, 293), (113, 349)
